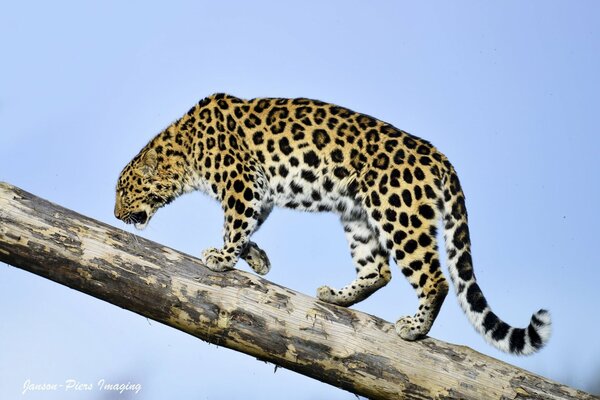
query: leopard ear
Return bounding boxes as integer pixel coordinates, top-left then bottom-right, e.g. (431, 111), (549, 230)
(138, 149), (158, 178)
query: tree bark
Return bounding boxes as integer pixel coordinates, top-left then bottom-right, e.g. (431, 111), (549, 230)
(0, 182), (595, 400)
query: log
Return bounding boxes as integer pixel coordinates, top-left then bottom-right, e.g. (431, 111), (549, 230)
(0, 181), (595, 400)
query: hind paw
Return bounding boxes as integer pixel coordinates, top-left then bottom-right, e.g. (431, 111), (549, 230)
(317, 285), (349, 305)
(316, 285), (355, 306)
(317, 285), (338, 303)
(395, 316), (428, 341)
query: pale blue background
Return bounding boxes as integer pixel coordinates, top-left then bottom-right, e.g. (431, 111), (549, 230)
(1, 1), (599, 398)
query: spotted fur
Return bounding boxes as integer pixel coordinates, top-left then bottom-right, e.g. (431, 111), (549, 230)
(115, 93), (551, 354)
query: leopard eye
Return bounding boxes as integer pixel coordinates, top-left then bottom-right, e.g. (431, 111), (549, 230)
(149, 194), (163, 204)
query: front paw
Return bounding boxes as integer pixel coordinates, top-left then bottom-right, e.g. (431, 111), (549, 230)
(241, 241), (271, 276)
(202, 247), (236, 272)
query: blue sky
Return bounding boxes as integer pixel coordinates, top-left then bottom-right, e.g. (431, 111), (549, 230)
(1, 1), (599, 398)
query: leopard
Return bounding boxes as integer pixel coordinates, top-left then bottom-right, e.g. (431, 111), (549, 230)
(115, 93), (551, 355)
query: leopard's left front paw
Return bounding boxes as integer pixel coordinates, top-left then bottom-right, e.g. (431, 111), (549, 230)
(202, 247), (236, 272)
(241, 241), (271, 276)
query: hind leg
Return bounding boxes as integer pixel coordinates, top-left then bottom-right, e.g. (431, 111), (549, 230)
(317, 215), (391, 307)
(391, 221), (449, 340)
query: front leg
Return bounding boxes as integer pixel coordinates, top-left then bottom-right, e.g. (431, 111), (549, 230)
(202, 169), (268, 273)
(202, 208), (260, 272)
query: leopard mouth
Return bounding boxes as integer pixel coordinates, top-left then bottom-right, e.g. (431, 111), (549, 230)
(131, 210), (148, 223)
(123, 210), (150, 230)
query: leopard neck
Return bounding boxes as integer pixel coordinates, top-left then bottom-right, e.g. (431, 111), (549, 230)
(152, 122), (196, 194)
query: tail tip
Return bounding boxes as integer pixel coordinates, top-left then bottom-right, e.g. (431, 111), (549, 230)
(528, 308), (552, 351)
(532, 309), (551, 329)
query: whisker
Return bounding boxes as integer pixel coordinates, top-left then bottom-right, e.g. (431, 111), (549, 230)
(131, 232), (140, 248)
(119, 220), (142, 250)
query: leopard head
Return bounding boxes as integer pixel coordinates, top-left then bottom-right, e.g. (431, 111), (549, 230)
(114, 148), (180, 230)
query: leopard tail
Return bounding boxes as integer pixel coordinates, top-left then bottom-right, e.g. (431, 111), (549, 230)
(440, 162), (551, 355)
